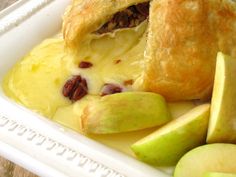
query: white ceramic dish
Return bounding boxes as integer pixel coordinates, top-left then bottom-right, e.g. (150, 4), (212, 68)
(0, 1), (171, 177)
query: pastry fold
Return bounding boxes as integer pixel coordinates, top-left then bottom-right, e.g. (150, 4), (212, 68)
(63, 0), (149, 47)
(142, 0), (236, 101)
(63, 0), (236, 101)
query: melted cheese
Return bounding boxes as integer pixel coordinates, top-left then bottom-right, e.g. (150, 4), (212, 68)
(72, 21), (147, 93)
(2, 21), (197, 168)
(3, 38), (73, 117)
(3, 21), (147, 118)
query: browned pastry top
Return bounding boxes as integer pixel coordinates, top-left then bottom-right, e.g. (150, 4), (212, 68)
(63, 0), (149, 47)
(63, 0), (236, 101)
(142, 0), (236, 101)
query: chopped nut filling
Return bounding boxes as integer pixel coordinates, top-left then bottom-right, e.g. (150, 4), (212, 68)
(63, 75), (88, 101)
(79, 61), (93, 69)
(96, 2), (150, 34)
(100, 83), (123, 96)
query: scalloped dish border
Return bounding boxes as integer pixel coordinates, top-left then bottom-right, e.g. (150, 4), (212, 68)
(0, 0), (54, 35)
(0, 114), (126, 177)
(0, 0), (126, 176)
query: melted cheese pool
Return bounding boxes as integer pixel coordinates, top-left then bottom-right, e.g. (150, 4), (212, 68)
(2, 21), (196, 160)
(3, 22), (147, 118)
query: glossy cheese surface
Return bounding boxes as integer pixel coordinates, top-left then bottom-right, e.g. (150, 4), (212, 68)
(3, 22), (147, 118)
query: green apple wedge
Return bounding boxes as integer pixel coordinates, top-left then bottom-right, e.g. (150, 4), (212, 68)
(131, 104), (210, 166)
(91, 101), (196, 156)
(204, 172), (236, 177)
(81, 92), (171, 134)
(174, 144), (236, 177)
(52, 95), (100, 132)
(207, 52), (236, 143)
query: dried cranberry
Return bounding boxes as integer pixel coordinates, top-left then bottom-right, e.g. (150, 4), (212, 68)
(71, 85), (87, 101)
(100, 83), (123, 96)
(79, 61), (93, 69)
(63, 75), (81, 97)
(62, 75), (88, 101)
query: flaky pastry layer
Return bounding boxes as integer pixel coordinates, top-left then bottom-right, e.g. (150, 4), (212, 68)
(63, 0), (236, 101)
(142, 0), (236, 101)
(63, 0), (149, 47)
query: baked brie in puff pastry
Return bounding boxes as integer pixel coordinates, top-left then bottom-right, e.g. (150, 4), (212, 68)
(63, 0), (149, 47)
(143, 0), (236, 101)
(63, 0), (236, 101)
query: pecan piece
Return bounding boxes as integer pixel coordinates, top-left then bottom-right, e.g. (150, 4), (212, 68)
(95, 2), (150, 34)
(135, 2), (149, 17)
(62, 75), (88, 101)
(115, 11), (129, 28)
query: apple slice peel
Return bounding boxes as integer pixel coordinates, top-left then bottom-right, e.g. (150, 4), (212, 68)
(207, 52), (236, 143)
(174, 144), (236, 177)
(81, 92), (171, 134)
(131, 104), (210, 166)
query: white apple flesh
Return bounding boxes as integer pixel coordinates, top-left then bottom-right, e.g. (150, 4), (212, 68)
(174, 144), (236, 177)
(81, 92), (171, 134)
(207, 52), (236, 143)
(204, 172), (236, 177)
(131, 104), (210, 166)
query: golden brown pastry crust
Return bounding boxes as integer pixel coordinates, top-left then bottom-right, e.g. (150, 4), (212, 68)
(63, 0), (236, 101)
(213, 0), (236, 57)
(63, 0), (149, 47)
(142, 0), (236, 101)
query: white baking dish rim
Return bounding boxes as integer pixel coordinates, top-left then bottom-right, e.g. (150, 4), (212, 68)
(0, 1), (171, 177)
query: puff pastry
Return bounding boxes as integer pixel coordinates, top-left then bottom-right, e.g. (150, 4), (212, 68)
(63, 0), (236, 101)
(142, 0), (236, 101)
(63, 0), (149, 47)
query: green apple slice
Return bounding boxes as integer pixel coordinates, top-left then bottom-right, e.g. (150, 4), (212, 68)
(131, 104), (210, 166)
(174, 144), (236, 177)
(53, 95), (100, 132)
(204, 172), (236, 177)
(81, 92), (171, 134)
(207, 52), (236, 143)
(91, 101), (196, 156)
